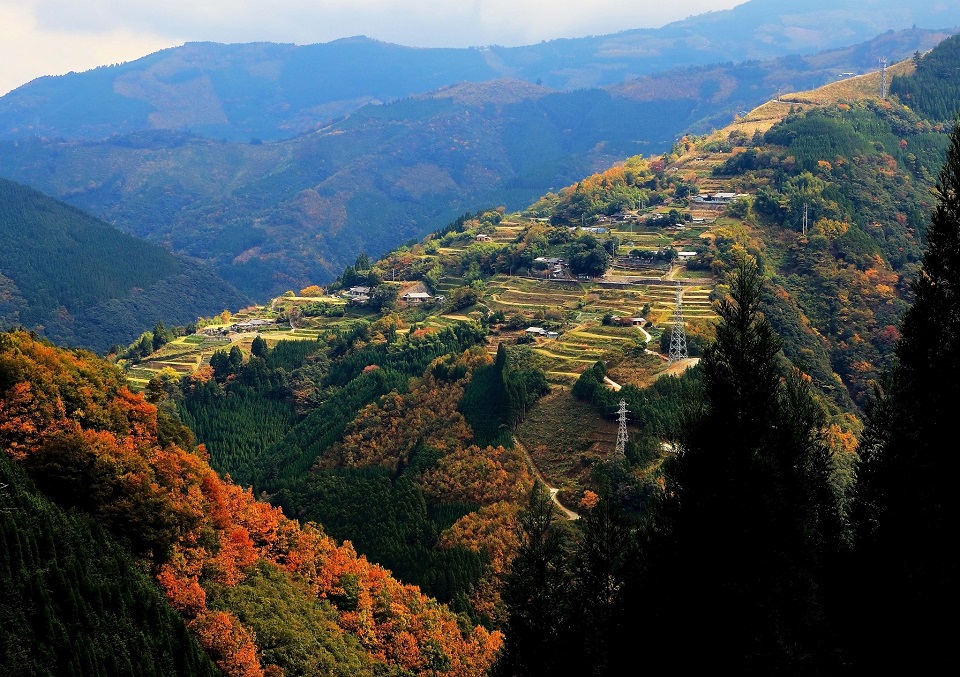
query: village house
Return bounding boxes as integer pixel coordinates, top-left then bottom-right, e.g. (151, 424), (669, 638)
(344, 286), (371, 304)
(231, 318), (276, 332)
(402, 291), (433, 304)
(691, 192), (748, 204)
(524, 326), (559, 338)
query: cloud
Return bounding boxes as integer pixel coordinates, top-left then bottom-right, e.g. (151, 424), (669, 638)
(0, 3), (176, 95)
(22, 0), (745, 45)
(0, 1), (746, 95)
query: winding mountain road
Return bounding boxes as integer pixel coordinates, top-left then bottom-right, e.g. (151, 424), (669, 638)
(513, 438), (580, 521)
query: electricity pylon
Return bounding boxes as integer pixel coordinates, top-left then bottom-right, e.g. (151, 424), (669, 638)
(668, 284), (688, 363)
(614, 399), (629, 455)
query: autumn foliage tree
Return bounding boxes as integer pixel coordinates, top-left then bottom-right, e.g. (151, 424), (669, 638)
(0, 330), (502, 676)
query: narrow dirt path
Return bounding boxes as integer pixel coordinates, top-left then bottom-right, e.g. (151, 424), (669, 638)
(513, 437), (580, 520)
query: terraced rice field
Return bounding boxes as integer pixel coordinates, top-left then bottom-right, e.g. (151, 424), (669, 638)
(612, 231), (675, 250)
(485, 276), (716, 386)
(518, 321), (643, 386)
(125, 319), (334, 391)
(489, 285), (583, 310)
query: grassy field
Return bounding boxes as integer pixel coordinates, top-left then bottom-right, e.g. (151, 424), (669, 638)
(516, 389), (622, 506)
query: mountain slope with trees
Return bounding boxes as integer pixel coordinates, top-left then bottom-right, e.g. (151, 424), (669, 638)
(492, 36), (960, 676)
(2, 12), (959, 676)
(0, 178), (249, 352)
(0, 453), (220, 677)
(0, 329), (502, 676)
(843, 93), (960, 675)
(527, 34), (960, 412)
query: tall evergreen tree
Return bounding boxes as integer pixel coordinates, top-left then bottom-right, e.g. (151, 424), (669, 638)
(639, 256), (842, 674)
(569, 494), (633, 677)
(495, 482), (574, 677)
(848, 118), (960, 674)
(251, 334), (268, 359)
(151, 320), (172, 351)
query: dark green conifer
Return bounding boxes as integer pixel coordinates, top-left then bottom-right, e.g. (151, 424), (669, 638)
(495, 482), (573, 677)
(251, 334), (268, 359)
(848, 117), (960, 674)
(639, 256), (842, 674)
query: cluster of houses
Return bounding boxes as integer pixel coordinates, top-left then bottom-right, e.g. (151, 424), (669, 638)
(534, 256), (566, 278)
(201, 318), (276, 336)
(343, 286), (440, 306)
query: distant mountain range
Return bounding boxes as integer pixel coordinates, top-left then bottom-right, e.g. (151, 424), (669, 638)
(0, 0), (956, 302)
(1, 0), (957, 143)
(0, 178), (248, 352)
(0, 27), (949, 300)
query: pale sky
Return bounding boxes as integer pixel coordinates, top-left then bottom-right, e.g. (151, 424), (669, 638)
(0, 0), (747, 96)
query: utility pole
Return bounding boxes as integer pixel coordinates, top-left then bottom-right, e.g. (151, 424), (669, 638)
(614, 399), (630, 455)
(802, 203), (808, 236)
(879, 57), (888, 99)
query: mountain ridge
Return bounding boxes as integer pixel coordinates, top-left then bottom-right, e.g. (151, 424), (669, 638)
(2, 0), (957, 142)
(0, 28), (950, 300)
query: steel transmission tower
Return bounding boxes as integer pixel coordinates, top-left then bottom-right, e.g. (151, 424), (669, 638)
(879, 57), (888, 99)
(614, 399), (629, 455)
(668, 284), (688, 363)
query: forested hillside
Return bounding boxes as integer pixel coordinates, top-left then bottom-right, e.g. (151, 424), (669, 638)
(891, 33), (960, 121)
(169, 317), (549, 626)
(0, 331), (501, 676)
(2, 12), (958, 676)
(0, 454), (219, 676)
(0, 178), (248, 352)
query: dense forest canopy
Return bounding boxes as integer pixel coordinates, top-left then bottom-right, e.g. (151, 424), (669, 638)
(0, 330), (502, 676)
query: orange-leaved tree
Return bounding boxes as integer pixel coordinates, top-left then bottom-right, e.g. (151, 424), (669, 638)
(0, 330), (502, 676)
